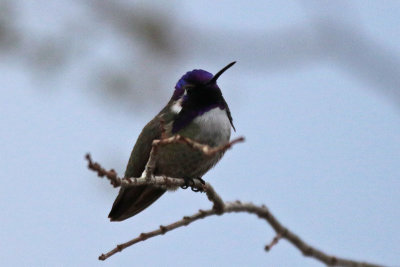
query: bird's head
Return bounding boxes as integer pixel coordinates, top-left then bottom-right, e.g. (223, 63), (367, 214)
(170, 62), (236, 133)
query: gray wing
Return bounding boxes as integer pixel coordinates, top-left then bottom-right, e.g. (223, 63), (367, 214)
(108, 110), (170, 221)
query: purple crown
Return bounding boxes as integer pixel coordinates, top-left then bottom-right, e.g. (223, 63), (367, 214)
(172, 69), (213, 100)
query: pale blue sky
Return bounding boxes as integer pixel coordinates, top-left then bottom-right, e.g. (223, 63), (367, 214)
(1, 1), (400, 266)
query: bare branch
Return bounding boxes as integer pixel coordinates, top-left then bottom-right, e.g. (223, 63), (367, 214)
(203, 182), (224, 213)
(87, 135), (384, 266)
(86, 153), (225, 213)
(86, 154), (204, 190)
(98, 208), (214, 261)
(98, 200), (383, 267)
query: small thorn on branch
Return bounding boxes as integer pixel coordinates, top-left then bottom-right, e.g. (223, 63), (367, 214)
(265, 233), (282, 252)
(139, 233), (147, 239)
(159, 225), (167, 234)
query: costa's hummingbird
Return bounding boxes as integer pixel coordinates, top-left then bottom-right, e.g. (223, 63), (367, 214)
(108, 62), (236, 221)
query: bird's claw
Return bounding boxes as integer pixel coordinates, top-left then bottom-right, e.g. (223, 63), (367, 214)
(191, 177), (205, 192)
(196, 177), (206, 185)
(191, 186), (203, 192)
(181, 177), (194, 190)
(180, 177), (205, 192)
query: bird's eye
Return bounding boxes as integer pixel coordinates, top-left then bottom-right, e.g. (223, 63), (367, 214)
(185, 86), (194, 95)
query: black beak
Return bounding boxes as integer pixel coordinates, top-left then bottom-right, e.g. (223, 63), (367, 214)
(207, 61), (236, 85)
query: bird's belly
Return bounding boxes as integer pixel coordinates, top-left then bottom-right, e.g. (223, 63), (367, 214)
(156, 107), (231, 178)
(155, 144), (223, 178)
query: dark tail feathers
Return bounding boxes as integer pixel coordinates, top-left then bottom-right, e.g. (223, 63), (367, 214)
(108, 185), (165, 221)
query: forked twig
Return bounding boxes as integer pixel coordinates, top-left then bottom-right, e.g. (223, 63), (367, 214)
(87, 134), (384, 267)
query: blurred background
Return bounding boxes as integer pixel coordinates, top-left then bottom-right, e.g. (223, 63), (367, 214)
(1, 0), (399, 266)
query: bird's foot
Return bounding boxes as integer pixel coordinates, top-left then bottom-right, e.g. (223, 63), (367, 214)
(180, 177), (194, 190)
(195, 177), (206, 185)
(180, 177), (205, 192)
(191, 177), (205, 192)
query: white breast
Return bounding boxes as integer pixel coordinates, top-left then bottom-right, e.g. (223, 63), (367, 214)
(193, 107), (231, 146)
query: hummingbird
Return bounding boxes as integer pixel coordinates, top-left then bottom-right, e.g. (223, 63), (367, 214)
(108, 62), (236, 221)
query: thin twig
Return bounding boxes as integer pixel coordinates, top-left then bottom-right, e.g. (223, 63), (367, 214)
(98, 208), (213, 261)
(159, 118), (167, 140)
(86, 154), (121, 187)
(152, 135), (245, 157)
(143, 145), (158, 180)
(87, 154), (224, 212)
(85, 155), (205, 191)
(141, 135), (244, 180)
(86, 136), (245, 187)
(265, 233), (282, 251)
